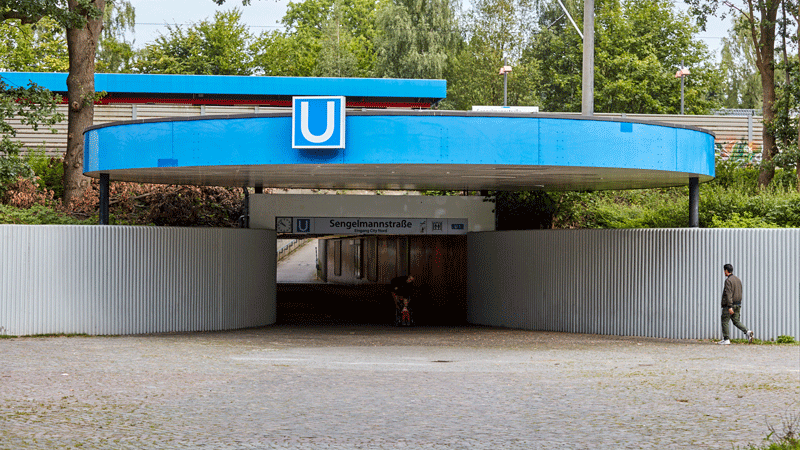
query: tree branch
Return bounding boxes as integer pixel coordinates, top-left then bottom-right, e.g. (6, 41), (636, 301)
(0, 11), (44, 24)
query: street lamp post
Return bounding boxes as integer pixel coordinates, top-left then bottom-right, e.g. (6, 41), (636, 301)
(675, 62), (690, 115)
(499, 64), (512, 107)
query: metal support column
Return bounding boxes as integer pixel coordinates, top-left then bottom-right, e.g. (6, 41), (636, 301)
(689, 177), (699, 228)
(242, 188), (250, 228)
(99, 173), (109, 225)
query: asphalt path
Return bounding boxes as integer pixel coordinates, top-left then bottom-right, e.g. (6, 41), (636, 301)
(277, 240), (319, 283)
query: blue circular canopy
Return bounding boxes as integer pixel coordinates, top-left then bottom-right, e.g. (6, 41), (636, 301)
(84, 111), (714, 191)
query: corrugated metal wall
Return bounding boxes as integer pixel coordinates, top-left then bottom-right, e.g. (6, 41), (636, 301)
(538, 112), (764, 144)
(13, 104), (285, 157)
(0, 225), (276, 336)
(468, 229), (800, 340)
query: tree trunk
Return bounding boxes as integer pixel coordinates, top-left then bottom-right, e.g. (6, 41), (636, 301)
(755, 1), (779, 189)
(796, 159), (799, 193)
(758, 63), (777, 188)
(63, 0), (105, 206)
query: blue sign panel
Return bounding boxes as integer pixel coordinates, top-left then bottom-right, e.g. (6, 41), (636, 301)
(292, 96), (346, 149)
(295, 218), (312, 233)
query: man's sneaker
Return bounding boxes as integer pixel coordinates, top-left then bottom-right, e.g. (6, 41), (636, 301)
(718, 339), (731, 345)
(747, 330), (754, 343)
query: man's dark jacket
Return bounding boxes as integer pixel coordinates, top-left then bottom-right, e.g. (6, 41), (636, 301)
(721, 274), (743, 308)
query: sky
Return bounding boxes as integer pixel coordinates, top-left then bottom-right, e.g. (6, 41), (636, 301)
(125, 0), (289, 46)
(126, 0), (732, 62)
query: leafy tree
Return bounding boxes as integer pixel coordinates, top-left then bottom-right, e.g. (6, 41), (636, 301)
(374, 0), (460, 79)
(528, 0), (719, 114)
(444, 0), (541, 109)
(135, 9), (253, 75)
(718, 15), (762, 109)
(1, 0), (106, 205)
(0, 80), (63, 196)
(96, 0), (135, 73)
(767, 1), (799, 191)
(314, 0), (373, 77)
(250, 30), (312, 76)
(250, 0), (378, 76)
(684, 0), (782, 188)
(0, 16), (69, 71)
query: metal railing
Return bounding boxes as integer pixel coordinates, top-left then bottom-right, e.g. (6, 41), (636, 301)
(711, 108), (762, 116)
(277, 239), (302, 261)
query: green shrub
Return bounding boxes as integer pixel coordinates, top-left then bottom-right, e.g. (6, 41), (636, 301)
(710, 212), (781, 228)
(712, 157), (760, 193)
(0, 204), (94, 225)
(0, 154), (34, 195)
(771, 168), (798, 192)
(776, 335), (796, 344)
(25, 150), (64, 199)
(766, 196), (800, 227)
(568, 188), (687, 228)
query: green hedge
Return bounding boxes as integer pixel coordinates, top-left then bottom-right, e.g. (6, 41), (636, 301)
(0, 204), (94, 225)
(550, 166), (800, 229)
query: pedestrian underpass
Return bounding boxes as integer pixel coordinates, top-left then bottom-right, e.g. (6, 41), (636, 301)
(276, 238), (468, 326)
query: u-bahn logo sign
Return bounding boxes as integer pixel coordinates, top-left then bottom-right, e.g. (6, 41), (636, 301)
(292, 96), (346, 149)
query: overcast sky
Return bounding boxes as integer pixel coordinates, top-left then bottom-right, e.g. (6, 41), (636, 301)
(126, 0), (731, 62)
(126, 0), (288, 46)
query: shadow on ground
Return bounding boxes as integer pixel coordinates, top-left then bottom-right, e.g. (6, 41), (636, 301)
(277, 283), (467, 327)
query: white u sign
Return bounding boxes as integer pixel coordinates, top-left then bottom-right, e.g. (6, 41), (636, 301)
(300, 101), (335, 143)
(292, 96), (346, 149)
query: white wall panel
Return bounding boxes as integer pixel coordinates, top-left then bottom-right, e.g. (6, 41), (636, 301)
(468, 229), (800, 340)
(0, 225), (276, 336)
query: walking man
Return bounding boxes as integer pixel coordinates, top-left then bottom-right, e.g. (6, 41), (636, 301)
(719, 263), (754, 345)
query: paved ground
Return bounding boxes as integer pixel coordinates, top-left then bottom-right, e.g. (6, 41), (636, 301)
(277, 240), (319, 283)
(1, 326), (799, 449)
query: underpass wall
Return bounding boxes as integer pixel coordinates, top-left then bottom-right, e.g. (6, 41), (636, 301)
(467, 229), (800, 340)
(0, 225), (276, 336)
(320, 235), (468, 325)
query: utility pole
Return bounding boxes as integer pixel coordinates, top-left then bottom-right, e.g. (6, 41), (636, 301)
(581, 0), (594, 116)
(503, 60), (508, 107)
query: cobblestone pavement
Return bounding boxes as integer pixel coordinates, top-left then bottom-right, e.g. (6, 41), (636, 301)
(1, 326), (799, 449)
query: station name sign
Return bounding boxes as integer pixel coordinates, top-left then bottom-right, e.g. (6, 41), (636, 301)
(276, 217), (468, 235)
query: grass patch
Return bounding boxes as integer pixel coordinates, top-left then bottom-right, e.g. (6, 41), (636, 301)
(743, 413), (800, 450)
(26, 333), (91, 338)
(1, 333), (93, 339)
(729, 337), (800, 345)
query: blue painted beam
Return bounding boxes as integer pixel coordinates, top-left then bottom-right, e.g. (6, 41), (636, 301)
(84, 112), (715, 191)
(0, 72), (446, 105)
